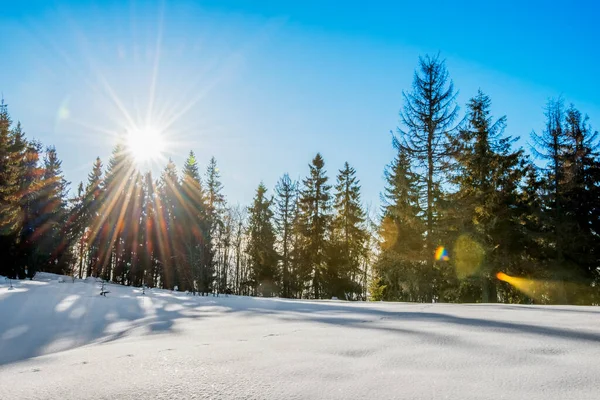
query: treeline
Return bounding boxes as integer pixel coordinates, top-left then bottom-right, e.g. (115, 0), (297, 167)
(1, 54), (599, 304)
(0, 104), (373, 298)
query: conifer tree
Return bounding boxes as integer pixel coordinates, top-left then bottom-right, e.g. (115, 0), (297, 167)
(397, 55), (460, 298)
(83, 157), (104, 277)
(329, 162), (367, 299)
(531, 98), (568, 266)
(558, 105), (600, 301)
(449, 91), (525, 302)
(36, 146), (73, 274)
(274, 173), (297, 298)
(98, 143), (134, 281)
(374, 141), (424, 301)
(180, 151), (208, 293)
(0, 101), (22, 277)
(204, 156), (225, 294)
(297, 153), (331, 299)
(17, 140), (44, 279)
(246, 183), (278, 296)
(157, 158), (180, 289)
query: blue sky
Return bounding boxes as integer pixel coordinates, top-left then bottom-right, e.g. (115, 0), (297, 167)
(2, 0), (599, 209)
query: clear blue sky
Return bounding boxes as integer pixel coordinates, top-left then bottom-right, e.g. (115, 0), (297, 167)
(2, 0), (599, 209)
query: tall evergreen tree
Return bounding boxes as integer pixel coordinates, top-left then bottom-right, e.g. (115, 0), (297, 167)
(98, 143), (134, 281)
(157, 158), (180, 289)
(17, 140), (45, 279)
(274, 173), (297, 298)
(328, 162), (367, 299)
(180, 151), (208, 293)
(558, 105), (600, 302)
(531, 98), (568, 265)
(83, 157), (104, 277)
(204, 156), (225, 294)
(246, 183), (278, 296)
(297, 153), (331, 299)
(448, 91), (525, 302)
(374, 141), (425, 301)
(397, 54), (460, 299)
(36, 146), (73, 274)
(0, 101), (22, 277)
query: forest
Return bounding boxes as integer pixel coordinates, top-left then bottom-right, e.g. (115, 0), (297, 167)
(1, 54), (599, 305)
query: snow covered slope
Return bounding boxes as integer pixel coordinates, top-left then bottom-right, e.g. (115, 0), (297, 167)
(1, 274), (599, 399)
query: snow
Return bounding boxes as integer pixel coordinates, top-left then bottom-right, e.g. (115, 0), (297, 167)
(1, 274), (599, 399)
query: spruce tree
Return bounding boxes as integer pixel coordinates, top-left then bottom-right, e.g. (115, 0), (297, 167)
(99, 143), (134, 281)
(559, 105), (600, 301)
(157, 158), (180, 289)
(180, 151), (208, 294)
(204, 156), (225, 294)
(329, 162), (367, 299)
(449, 91), (525, 302)
(274, 173), (297, 298)
(374, 141), (425, 301)
(297, 153), (331, 299)
(246, 183), (278, 296)
(0, 101), (22, 277)
(17, 140), (44, 279)
(83, 157), (104, 277)
(36, 146), (72, 274)
(531, 98), (568, 267)
(397, 54), (460, 299)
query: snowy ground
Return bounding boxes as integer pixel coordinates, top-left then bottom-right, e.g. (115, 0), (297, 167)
(1, 274), (599, 399)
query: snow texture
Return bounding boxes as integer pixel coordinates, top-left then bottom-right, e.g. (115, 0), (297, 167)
(1, 273), (599, 399)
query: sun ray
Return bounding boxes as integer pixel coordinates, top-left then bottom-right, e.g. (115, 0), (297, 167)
(146, 0), (165, 127)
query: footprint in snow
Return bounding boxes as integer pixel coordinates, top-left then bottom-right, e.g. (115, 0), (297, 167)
(263, 333), (280, 338)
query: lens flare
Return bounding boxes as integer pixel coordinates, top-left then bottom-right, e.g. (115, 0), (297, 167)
(495, 272), (596, 304)
(434, 246), (449, 261)
(454, 235), (485, 279)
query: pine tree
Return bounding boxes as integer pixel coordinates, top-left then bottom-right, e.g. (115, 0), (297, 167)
(231, 205), (246, 294)
(0, 101), (22, 277)
(374, 141), (424, 301)
(17, 140), (45, 279)
(297, 153), (331, 299)
(448, 91), (525, 302)
(142, 171), (160, 287)
(204, 156), (225, 294)
(274, 173), (297, 298)
(329, 162), (367, 299)
(531, 98), (568, 266)
(397, 54), (460, 299)
(246, 183), (279, 296)
(288, 185), (305, 298)
(180, 151), (208, 294)
(559, 105), (600, 302)
(36, 146), (73, 274)
(98, 143), (134, 281)
(83, 157), (104, 277)
(157, 158), (180, 289)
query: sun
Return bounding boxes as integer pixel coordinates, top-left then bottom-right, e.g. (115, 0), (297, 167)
(126, 126), (165, 164)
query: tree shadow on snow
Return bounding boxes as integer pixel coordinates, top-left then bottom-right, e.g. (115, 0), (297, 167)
(0, 282), (214, 365)
(219, 297), (600, 345)
(2, 284), (599, 366)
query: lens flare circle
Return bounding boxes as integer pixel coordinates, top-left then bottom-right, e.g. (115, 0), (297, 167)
(435, 246), (449, 261)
